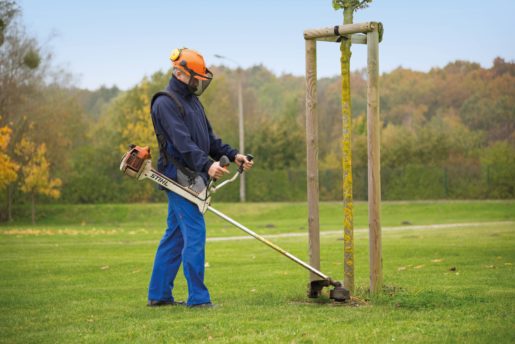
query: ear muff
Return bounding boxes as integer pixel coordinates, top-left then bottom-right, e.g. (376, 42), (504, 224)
(170, 48), (182, 62)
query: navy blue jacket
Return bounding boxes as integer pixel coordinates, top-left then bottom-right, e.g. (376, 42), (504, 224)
(151, 76), (238, 183)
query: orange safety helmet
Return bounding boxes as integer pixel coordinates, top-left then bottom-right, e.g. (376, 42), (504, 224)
(170, 48), (212, 81)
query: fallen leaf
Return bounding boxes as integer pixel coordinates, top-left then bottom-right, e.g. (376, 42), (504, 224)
(431, 259), (444, 263)
(485, 265), (496, 269)
(414, 265), (425, 269)
(505, 262), (512, 266)
(397, 266), (406, 271)
(101, 265), (109, 270)
(205, 262), (210, 268)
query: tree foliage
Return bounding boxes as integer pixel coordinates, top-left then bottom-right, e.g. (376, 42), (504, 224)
(0, 2), (87, 220)
(15, 138), (61, 223)
(0, 0), (43, 128)
(0, 120), (19, 190)
(1, 1), (513, 217)
(2, 55), (513, 213)
(73, 58), (514, 203)
(16, 138), (61, 198)
(332, 0), (372, 10)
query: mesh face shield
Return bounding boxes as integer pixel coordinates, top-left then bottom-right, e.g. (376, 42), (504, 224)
(193, 68), (213, 96)
(178, 60), (213, 96)
(170, 48), (213, 96)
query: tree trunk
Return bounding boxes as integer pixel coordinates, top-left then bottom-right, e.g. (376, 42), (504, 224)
(341, 6), (355, 294)
(31, 192), (35, 225)
(8, 184), (13, 222)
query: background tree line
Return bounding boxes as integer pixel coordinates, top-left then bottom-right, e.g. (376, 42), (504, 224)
(1, 1), (514, 222)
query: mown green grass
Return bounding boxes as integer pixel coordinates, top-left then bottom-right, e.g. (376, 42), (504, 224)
(1, 201), (514, 343)
(6, 200), (515, 238)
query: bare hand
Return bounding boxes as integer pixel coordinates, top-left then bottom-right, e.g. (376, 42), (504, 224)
(208, 161), (229, 179)
(235, 154), (254, 171)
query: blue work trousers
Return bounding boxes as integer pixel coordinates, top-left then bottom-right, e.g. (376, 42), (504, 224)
(148, 191), (211, 306)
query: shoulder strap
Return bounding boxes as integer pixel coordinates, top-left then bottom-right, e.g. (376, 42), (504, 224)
(150, 90), (185, 117)
(149, 90), (197, 180)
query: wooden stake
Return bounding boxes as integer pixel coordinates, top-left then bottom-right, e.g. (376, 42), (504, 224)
(304, 22), (375, 40)
(305, 39), (321, 285)
(366, 28), (383, 294)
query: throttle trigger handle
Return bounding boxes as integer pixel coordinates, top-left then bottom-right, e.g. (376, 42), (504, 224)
(219, 155), (230, 168)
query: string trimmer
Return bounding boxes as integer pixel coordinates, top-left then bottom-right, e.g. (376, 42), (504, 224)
(119, 144), (350, 302)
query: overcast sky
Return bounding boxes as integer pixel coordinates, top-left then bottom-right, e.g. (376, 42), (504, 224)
(19, 0), (515, 90)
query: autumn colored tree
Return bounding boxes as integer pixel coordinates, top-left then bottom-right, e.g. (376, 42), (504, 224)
(0, 121), (19, 198)
(16, 139), (61, 224)
(1, 0), (44, 220)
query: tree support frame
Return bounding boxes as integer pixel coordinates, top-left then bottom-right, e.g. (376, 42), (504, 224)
(304, 21), (383, 296)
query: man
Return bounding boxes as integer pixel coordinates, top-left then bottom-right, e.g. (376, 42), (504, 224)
(147, 48), (253, 308)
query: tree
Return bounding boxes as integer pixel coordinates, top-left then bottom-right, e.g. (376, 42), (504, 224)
(0, 0), (43, 220)
(480, 141), (515, 198)
(249, 116), (305, 170)
(0, 0), (16, 47)
(16, 138), (61, 224)
(0, 1), (42, 125)
(0, 120), (19, 197)
(332, 0), (372, 294)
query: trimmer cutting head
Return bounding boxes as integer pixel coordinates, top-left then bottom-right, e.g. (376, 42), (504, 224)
(330, 285), (351, 302)
(308, 279), (350, 302)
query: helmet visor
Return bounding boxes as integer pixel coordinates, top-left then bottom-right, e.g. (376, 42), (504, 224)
(193, 68), (213, 96)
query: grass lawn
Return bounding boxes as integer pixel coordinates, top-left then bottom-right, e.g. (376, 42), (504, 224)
(1, 200), (514, 343)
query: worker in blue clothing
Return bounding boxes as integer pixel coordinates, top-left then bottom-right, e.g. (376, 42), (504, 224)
(147, 48), (253, 308)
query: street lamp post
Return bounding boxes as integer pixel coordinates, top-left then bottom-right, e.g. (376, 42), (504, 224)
(214, 54), (246, 202)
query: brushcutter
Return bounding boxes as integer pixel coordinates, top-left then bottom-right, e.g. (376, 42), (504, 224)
(119, 144), (350, 302)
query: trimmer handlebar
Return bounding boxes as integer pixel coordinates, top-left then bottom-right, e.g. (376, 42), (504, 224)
(238, 154), (254, 173)
(209, 153), (254, 192)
